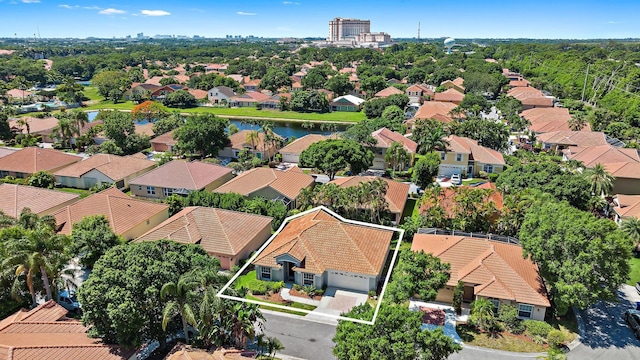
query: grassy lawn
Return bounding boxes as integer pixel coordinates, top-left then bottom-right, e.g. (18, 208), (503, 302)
(461, 178), (486, 186)
(235, 270), (261, 290)
(457, 325), (548, 353)
(83, 100), (137, 111)
(83, 86), (101, 101)
(56, 187), (92, 199)
(246, 294), (317, 316)
(627, 256), (640, 286)
(180, 107), (365, 123)
(547, 307), (578, 343)
(401, 198), (417, 223)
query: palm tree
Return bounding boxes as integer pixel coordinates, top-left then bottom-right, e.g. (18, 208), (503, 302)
(69, 109), (88, 145)
(16, 117), (31, 136)
(245, 129), (260, 153)
(266, 336), (285, 359)
(384, 141), (409, 176)
(261, 122), (276, 161)
(52, 115), (77, 149)
(418, 126), (450, 155)
(569, 112), (587, 131)
(621, 217), (640, 252)
(470, 298), (496, 331)
(584, 163), (615, 196)
(229, 301), (264, 349)
(161, 272), (200, 344)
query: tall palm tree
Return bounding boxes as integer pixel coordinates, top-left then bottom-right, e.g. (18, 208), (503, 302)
(384, 141), (409, 175)
(569, 112), (587, 131)
(16, 117), (31, 136)
(584, 163), (615, 196)
(52, 115), (77, 149)
(418, 126), (450, 155)
(161, 271), (200, 344)
(69, 109), (88, 145)
(621, 217), (640, 252)
(471, 298), (496, 331)
(245, 129), (260, 153)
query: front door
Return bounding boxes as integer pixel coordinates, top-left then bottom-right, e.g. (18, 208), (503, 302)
(286, 262), (295, 282)
(463, 286), (474, 303)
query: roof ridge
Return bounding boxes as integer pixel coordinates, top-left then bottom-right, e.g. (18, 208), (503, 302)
(184, 161), (197, 189)
(341, 222), (377, 274)
(213, 208), (234, 253)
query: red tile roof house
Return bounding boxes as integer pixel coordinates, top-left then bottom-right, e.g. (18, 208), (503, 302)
(536, 131), (609, 151)
(440, 77), (465, 93)
(434, 88), (465, 104)
(52, 187), (169, 241)
(0, 183), (79, 217)
(508, 87), (554, 110)
(129, 160), (233, 200)
(151, 84), (184, 101)
(150, 130), (177, 152)
(370, 127), (418, 170)
(0, 300), (136, 360)
(253, 207), (395, 293)
(136, 207), (272, 270)
(218, 130), (283, 161)
(214, 167), (314, 209)
(54, 154), (156, 190)
(412, 233), (550, 321)
(123, 83), (160, 101)
(408, 101), (464, 129)
(8, 116), (60, 143)
(562, 145), (640, 168)
(329, 176), (410, 224)
(520, 107), (588, 133)
(0, 147), (81, 179)
(406, 84), (435, 104)
(374, 86), (404, 98)
(229, 91), (271, 107)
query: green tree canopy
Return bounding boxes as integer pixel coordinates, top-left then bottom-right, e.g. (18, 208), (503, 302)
(162, 90), (197, 108)
(174, 114), (229, 158)
(299, 139), (373, 180)
(92, 70), (131, 103)
(412, 152), (441, 189)
(26, 171), (56, 189)
(70, 215), (122, 268)
(386, 249), (450, 304)
(450, 118), (510, 152)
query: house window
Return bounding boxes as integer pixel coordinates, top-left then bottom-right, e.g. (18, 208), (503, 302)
(377, 148), (384, 155)
(489, 298), (500, 315)
(440, 152), (446, 160)
(146, 186), (156, 195)
(261, 267), (271, 280)
(483, 164), (494, 173)
(138, 185), (142, 191)
(302, 273), (314, 286)
(518, 304), (534, 319)
(456, 154), (463, 162)
(163, 188), (174, 197)
(234, 151), (240, 157)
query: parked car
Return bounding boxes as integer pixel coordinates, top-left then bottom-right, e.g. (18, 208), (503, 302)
(58, 290), (81, 312)
(625, 309), (640, 339)
(451, 173), (462, 185)
(635, 281), (640, 295)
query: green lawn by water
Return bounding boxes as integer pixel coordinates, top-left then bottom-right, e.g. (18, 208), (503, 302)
(628, 256), (640, 286)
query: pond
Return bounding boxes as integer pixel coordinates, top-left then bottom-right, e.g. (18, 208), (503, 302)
(86, 111), (346, 140)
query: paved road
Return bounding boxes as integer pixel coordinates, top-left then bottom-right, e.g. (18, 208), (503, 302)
(261, 312), (337, 360)
(567, 285), (640, 360)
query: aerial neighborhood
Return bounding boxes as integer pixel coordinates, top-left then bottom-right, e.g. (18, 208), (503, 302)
(1, 10), (640, 360)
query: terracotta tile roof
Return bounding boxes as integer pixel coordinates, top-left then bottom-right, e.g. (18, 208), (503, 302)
(54, 154), (155, 182)
(227, 130), (283, 152)
(412, 234), (550, 307)
(52, 187), (168, 236)
(150, 130), (177, 145)
(166, 345), (256, 360)
(8, 117), (59, 136)
(420, 184), (502, 218)
(329, 176), (409, 216)
(145, 76), (164, 86)
(279, 134), (329, 156)
(0, 184), (79, 217)
(215, 167), (314, 200)
(0, 147), (18, 159)
(231, 91), (271, 103)
(604, 162), (640, 179)
(187, 89), (208, 99)
(563, 145), (640, 168)
(374, 86), (403, 98)
(130, 160), (232, 190)
(509, 79), (530, 87)
(0, 147), (81, 174)
(434, 88), (464, 103)
(371, 128), (418, 153)
(446, 135), (505, 165)
(452, 77), (465, 88)
(0, 300), (134, 360)
(135, 123), (155, 137)
(508, 87), (554, 108)
(406, 84), (434, 95)
(5, 89), (33, 98)
(413, 101), (460, 123)
(521, 107), (586, 133)
(254, 208), (393, 275)
(136, 206), (272, 257)
(537, 131), (608, 147)
(226, 74), (244, 83)
(613, 194), (640, 219)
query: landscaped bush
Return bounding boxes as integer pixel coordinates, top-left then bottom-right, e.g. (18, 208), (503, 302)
(269, 281), (285, 293)
(523, 319), (553, 337)
(293, 284), (303, 291)
(498, 304), (524, 334)
(532, 335), (546, 345)
(547, 329), (565, 348)
(251, 281), (269, 295)
(488, 173), (499, 182)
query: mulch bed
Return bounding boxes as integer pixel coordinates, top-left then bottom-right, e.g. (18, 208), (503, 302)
(289, 289), (322, 301)
(420, 306), (446, 326)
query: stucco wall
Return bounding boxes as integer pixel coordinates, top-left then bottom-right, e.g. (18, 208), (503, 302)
(120, 208), (170, 241)
(613, 178), (640, 195)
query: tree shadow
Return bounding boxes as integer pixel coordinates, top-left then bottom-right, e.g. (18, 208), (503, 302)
(579, 289), (639, 349)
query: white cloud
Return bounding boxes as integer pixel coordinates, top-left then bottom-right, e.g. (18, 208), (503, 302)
(140, 9), (171, 16)
(99, 8), (126, 15)
(236, 11), (256, 16)
(58, 4), (78, 9)
(21, 0), (40, 3)
(283, 1), (300, 5)
(607, 21), (621, 24)
(83, 6), (102, 10)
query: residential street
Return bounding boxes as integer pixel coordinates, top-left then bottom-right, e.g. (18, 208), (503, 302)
(262, 312), (337, 360)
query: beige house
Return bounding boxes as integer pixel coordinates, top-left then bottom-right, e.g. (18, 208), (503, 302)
(279, 134), (330, 164)
(438, 135), (505, 177)
(0, 183), (79, 217)
(562, 145), (640, 168)
(412, 234), (550, 321)
(406, 84), (434, 104)
(537, 131), (609, 151)
(370, 127), (418, 170)
(409, 101), (464, 129)
(0, 147), (81, 179)
(129, 160), (233, 200)
(612, 194), (640, 224)
(440, 77), (465, 93)
(123, 83), (160, 101)
(254, 207), (394, 292)
(214, 167), (314, 209)
(604, 162), (640, 195)
(54, 154), (156, 190)
(52, 187), (169, 240)
(136, 207), (272, 270)
(218, 130), (282, 161)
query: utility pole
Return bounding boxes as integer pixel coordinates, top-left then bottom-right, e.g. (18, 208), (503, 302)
(581, 63), (590, 103)
(417, 22), (420, 40)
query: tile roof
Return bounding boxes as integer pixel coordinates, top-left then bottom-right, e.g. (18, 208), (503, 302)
(209, 86), (235, 98)
(445, 135), (506, 165)
(6, 89), (33, 98)
(130, 160), (232, 190)
(254, 208), (393, 275)
(135, 123), (155, 137)
(215, 167), (314, 200)
(136, 206), (272, 257)
(227, 130), (282, 152)
(8, 117), (59, 136)
(52, 187), (168, 236)
(150, 130), (177, 146)
(279, 134), (329, 155)
(413, 101), (460, 123)
(329, 176), (409, 215)
(406, 84), (434, 94)
(537, 131), (608, 147)
(231, 91), (271, 102)
(613, 194), (640, 219)
(54, 154), (155, 181)
(166, 345), (256, 360)
(0, 184), (79, 218)
(604, 162), (640, 179)
(0, 300), (134, 360)
(0, 147), (81, 174)
(508, 87), (554, 108)
(520, 107), (582, 133)
(0, 147), (18, 159)
(374, 86), (403, 98)
(187, 89), (208, 99)
(434, 88), (464, 103)
(563, 145), (640, 168)
(371, 127), (418, 153)
(412, 234), (550, 307)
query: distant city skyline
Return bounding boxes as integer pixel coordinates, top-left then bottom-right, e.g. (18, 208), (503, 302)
(1, 0), (639, 39)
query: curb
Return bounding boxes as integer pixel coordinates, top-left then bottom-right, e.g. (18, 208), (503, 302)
(461, 344), (547, 358)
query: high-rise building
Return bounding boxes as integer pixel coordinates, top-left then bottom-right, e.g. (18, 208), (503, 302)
(328, 18), (370, 42)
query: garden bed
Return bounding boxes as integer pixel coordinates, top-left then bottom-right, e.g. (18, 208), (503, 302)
(289, 288), (322, 301)
(456, 324), (548, 353)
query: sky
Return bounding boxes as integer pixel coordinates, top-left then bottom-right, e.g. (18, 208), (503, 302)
(1, 0), (639, 39)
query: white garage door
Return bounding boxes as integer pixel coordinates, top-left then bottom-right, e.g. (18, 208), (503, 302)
(328, 271), (370, 292)
(371, 158), (386, 170)
(282, 153), (300, 164)
(438, 164), (466, 177)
